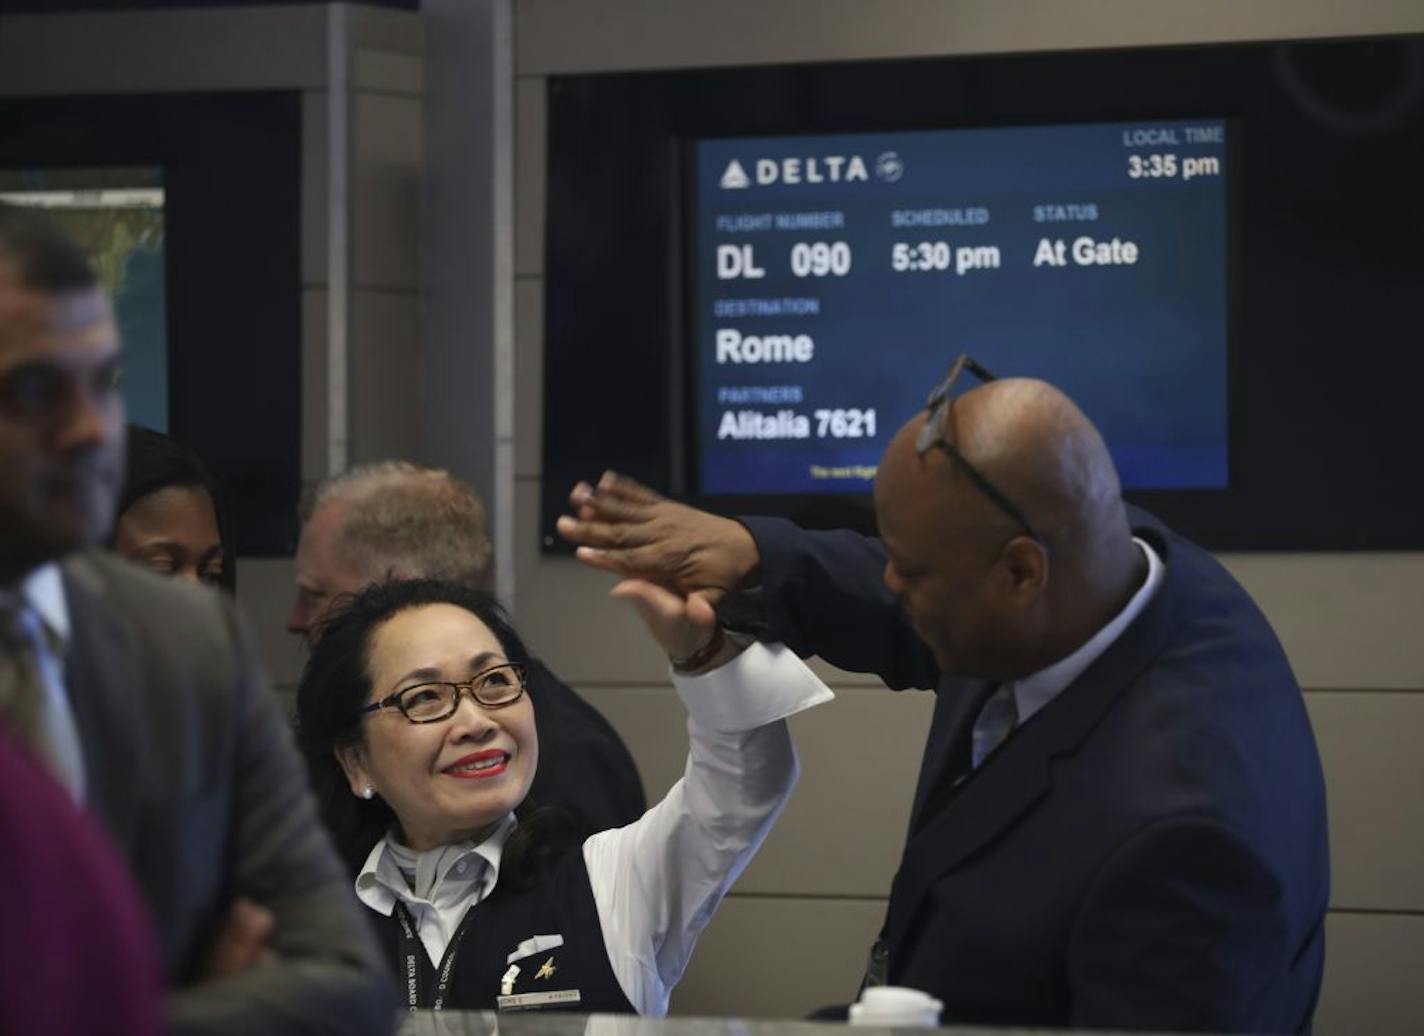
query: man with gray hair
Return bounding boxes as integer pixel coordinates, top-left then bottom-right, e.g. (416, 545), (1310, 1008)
(291, 462), (491, 606)
(289, 461), (645, 834)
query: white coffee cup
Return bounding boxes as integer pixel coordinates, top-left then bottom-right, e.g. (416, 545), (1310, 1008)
(848, 986), (944, 1027)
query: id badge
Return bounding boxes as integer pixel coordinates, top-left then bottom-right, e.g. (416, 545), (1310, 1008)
(496, 989), (581, 1012)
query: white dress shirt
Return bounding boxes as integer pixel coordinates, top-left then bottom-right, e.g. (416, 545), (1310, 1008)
(355, 640), (834, 1015)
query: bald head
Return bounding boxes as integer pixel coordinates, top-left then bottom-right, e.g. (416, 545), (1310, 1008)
(952, 379), (1126, 551)
(875, 378), (1142, 678)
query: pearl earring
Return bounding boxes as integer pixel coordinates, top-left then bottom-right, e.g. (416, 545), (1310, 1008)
(361, 783), (375, 800)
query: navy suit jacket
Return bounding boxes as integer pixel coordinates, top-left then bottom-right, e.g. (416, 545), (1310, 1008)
(741, 507), (1329, 1033)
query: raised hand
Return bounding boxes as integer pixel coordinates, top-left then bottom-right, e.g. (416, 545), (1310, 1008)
(556, 472), (760, 608)
(609, 578), (735, 673)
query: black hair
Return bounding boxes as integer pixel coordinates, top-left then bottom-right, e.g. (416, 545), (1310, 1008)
(294, 578), (577, 884)
(114, 424), (235, 591)
(0, 202), (98, 292)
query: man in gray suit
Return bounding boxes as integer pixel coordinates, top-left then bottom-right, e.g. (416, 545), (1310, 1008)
(0, 204), (393, 1031)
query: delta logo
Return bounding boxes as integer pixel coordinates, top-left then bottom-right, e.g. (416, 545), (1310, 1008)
(719, 154), (878, 189)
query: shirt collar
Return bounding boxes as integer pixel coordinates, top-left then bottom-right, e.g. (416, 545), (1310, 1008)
(22, 563), (69, 648)
(354, 812), (516, 916)
(1011, 537), (1165, 725)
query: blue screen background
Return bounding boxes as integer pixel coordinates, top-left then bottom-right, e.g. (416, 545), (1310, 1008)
(694, 119), (1229, 495)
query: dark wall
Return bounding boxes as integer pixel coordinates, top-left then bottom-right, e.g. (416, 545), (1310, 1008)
(542, 37), (1424, 551)
(0, 91), (304, 556)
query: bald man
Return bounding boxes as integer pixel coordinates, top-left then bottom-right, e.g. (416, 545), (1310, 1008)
(557, 372), (1328, 1033)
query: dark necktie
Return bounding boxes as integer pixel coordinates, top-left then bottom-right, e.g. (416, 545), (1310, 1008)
(910, 679), (1005, 836)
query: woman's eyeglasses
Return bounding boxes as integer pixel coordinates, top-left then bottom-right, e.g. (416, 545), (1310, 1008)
(360, 662), (527, 724)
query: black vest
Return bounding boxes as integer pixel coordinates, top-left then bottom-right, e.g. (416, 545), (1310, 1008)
(371, 845), (636, 1014)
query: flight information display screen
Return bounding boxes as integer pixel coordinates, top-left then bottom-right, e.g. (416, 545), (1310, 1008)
(691, 118), (1231, 496)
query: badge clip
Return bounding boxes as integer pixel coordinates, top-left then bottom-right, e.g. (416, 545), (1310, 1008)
(500, 964), (520, 997)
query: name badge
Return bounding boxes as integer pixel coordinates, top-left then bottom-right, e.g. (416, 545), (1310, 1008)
(497, 989), (581, 1012)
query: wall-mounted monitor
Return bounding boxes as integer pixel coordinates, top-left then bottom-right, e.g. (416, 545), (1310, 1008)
(542, 37), (1424, 551)
(690, 118), (1231, 498)
(0, 166), (169, 432)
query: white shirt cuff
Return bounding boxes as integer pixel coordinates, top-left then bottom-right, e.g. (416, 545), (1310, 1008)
(671, 641), (834, 733)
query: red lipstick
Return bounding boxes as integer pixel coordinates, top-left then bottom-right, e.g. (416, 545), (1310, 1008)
(443, 749), (510, 779)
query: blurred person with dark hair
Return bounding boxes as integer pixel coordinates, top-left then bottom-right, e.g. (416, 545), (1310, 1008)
(0, 732), (163, 1036)
(113, 423), (233, 590)
(297, 576), (831, 1014)
(0, 200), (394, 1032)
(290, 461), (646, 835)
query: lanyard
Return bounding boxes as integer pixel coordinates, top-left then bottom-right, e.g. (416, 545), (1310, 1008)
(394, 902), (475, 1011)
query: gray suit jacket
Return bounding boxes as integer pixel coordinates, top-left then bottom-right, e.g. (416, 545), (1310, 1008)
(61, 550), (394, 1034)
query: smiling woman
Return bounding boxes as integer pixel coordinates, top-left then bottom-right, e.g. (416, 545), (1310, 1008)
(338, 602), (539, 853)
(296, 578), (833, 1015)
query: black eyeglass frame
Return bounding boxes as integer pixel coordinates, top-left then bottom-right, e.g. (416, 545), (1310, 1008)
(915, 354), (1048, 546)
(360, 662), (528, 724)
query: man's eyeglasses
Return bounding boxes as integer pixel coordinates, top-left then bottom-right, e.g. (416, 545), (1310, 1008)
(361, 662), (527, 724)
(915, 354), (1047, 546)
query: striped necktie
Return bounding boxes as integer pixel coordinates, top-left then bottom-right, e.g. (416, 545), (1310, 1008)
(0, 594), (85, 800)
(971, 681), (1019, 769)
